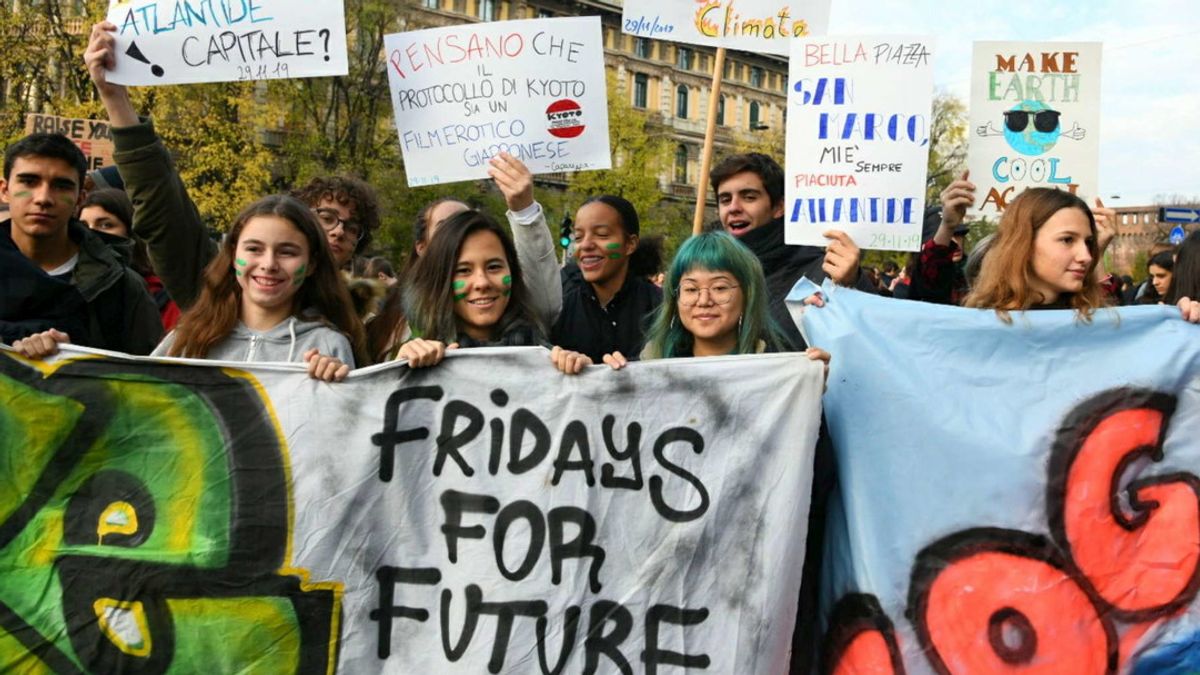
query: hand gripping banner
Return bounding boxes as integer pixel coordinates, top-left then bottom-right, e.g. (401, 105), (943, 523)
(0, 347), (823, 673)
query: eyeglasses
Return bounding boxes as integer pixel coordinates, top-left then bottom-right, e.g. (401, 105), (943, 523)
(313, 208), (363, 243)
(1003, 109), (1061, 133)
(677, 283), (740, 307)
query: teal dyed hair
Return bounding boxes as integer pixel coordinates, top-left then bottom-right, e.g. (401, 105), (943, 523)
(642, 231), (790, 358)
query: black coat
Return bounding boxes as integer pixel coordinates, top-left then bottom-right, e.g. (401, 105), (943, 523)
(738, 217), (876, 349)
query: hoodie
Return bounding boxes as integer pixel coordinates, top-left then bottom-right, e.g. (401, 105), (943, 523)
(153, 315), (355, 366)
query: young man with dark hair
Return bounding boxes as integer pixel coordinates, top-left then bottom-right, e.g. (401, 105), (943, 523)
(84, 21), (381, 311)
(709, 152), (874, 348)
(1, 133), (161, 352)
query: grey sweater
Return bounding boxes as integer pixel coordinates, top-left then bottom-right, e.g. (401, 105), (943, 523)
(153, 316), (355, 367)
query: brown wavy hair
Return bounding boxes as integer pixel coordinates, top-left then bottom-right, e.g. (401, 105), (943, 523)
(964, 188), (1104, 322)
(168, 195), (368, 363)
(290, 175), (380, 255)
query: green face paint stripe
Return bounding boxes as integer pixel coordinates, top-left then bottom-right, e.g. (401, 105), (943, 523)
(12, 191), (32, 199)
(453, 293), (468, 301)
(453, 280), (466, 290)
(293, 264), (307, 286)
(502, 275), (511, 287)
(235, 259), (248, 267)
(234, 270), (244, 277)
(608, 253), (623, 259)
(605, 243), (621, 250)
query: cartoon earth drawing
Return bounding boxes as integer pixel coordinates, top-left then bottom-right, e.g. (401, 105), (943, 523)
(976, 99), (1086, 156)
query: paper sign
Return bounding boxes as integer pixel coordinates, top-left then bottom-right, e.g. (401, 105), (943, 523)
(967, 41), (1102, 216)
(621, 0), (831, 54)
(784, 36), (934, 251)
(104, 0), (349, 86)
(384, 17), (611, 186)
(0, 347), (822, 673)
(24, 114), (115, 171)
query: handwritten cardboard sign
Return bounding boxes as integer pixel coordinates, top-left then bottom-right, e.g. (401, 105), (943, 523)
(384, 17), (611, 187)
(621, 0), (831, 55)
(967, 41), (1102, 216)
(784, 36), (934, 251)
(104, 0), (349, 86)
(24, 114), (115, 171)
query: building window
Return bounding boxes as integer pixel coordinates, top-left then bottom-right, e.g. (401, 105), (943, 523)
(676, 47), (693, 71)
(675, 145), (689, 184)
(633, 73), (648, 109)
(477, 0), (496, 20)
(537, 8), (553, 18)
(749, 101), (761, 129)
(452, 0), (466, 12)
(750, 66), (764, 88)
(717, 95), (725, 126)
(422, 0), (438, 8)
(633, 37), (650, 59)
(676, 84), (689, 119)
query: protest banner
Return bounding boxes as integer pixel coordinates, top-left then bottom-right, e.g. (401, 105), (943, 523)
(384, 18), (611, 187)
(104, 0), (349, 86)
(792, 280), (1200, 673)
(0, 347), (822, 673)
(783, 37), (934, 251)
(620, 0), (830, 56)
(967, 42), (1102, 216)
(24, 114), (115, 171)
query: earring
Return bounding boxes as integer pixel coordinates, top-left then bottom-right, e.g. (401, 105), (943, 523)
(738, 315), (743, 331)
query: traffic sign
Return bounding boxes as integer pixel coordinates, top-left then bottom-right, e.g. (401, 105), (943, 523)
(1170, 225), (1186, 245)
(1161, 207), (1200, 223)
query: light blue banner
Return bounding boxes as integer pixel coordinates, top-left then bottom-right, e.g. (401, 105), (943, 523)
(794, 280), (1200, 674)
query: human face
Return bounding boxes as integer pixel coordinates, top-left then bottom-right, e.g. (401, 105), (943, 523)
(1029, 207), (1093, 304)
(453, 230), (511, 341)
(717, 171), (783, 237)
(1, 156), (80, 242)
(312, 197), (358, 268)
(234, 215), (312, 317)
(1149, 264), (1172, 297)
(677, 268), (744, 355)
(573, 201), (636, 286)
(80, 205), (129, 239)
(416, 200), (469, 257)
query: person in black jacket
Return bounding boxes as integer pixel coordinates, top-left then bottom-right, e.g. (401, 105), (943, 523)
(1, 133), (160, 354)
(552, 195), (662, 363)
(709, 153), (875, 349)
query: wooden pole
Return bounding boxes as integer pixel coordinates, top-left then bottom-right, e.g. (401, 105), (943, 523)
(692, 47), (726, 235)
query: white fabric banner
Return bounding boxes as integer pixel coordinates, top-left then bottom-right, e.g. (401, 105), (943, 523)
(384, 18), (612, 187)
(784, 36), (934, 251)
(620, 0), (831, 54)
(104, 0), (349, 86)
(0, 347), (822, 673)
(967, 41), (1102, 216)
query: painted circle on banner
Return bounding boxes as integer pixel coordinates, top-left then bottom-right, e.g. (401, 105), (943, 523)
(546, 99), (585, 139)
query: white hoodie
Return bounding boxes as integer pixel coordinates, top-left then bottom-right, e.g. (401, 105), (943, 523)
(152, 315), (355, 366)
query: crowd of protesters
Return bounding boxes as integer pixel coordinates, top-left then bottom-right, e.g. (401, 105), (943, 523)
(4, 19), (1200, 674)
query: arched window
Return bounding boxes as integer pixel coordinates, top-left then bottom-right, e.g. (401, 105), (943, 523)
(749, 101), (761, 129)
(675, 145), (689, 184)
(676, 84), (689, 119)
(717, 95), (726, 126)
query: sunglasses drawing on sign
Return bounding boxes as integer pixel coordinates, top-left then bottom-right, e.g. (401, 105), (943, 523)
(976, 99), (1086, 156)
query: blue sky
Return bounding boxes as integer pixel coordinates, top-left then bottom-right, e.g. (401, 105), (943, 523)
(829, 0), (1200, 206)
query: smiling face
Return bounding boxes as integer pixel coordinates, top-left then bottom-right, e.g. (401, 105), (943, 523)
(1149, 264), (1173, 297)
(452, 229), (512, 341)
(678, 267), (744, 354)
(233, 215), (312, 319)
(1, 155), (80, 245)
(573, 201), (637, 287)
(1029, 206), (1094, 304)
(717, 170), (783, 237)
(80, 205), (130, 239)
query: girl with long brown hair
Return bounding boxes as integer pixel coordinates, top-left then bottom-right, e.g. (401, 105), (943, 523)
(963, 188), (1108, 320)
(153, 194), (367, 380)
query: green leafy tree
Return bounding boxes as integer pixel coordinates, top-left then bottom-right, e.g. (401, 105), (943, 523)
(926, 90), (968, 202)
